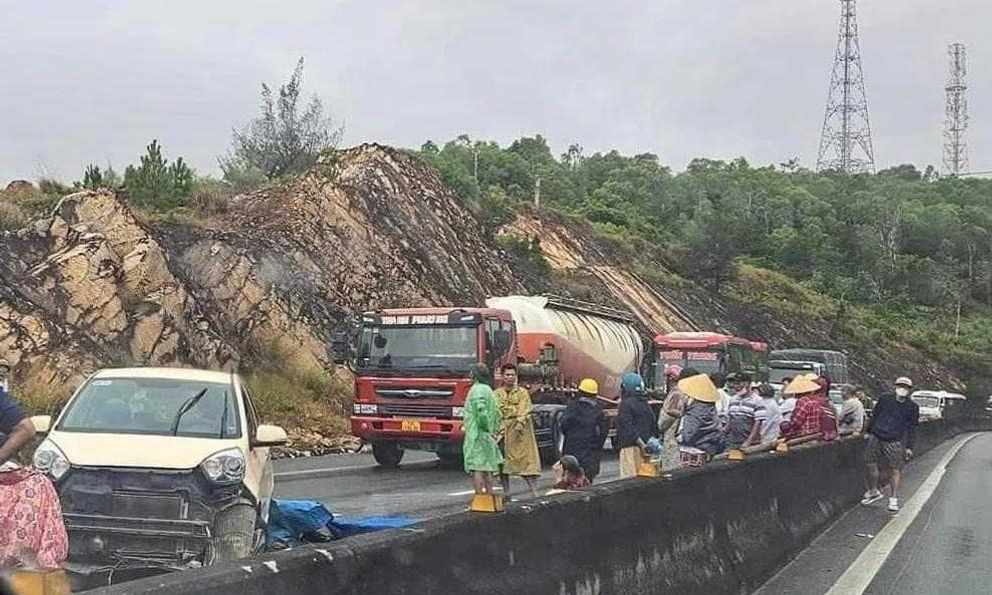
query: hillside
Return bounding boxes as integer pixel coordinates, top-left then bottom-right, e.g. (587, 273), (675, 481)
(0, 143), (983, 448)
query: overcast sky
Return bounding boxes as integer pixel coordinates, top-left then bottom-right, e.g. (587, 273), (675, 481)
(1, 0), (988, 183)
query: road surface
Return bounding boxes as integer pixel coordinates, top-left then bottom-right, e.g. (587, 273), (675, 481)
(274, 449), (622, 519)
(756, 432), (992, 595)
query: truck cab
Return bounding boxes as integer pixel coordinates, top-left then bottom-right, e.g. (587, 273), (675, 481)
(334, 308), (515, 467)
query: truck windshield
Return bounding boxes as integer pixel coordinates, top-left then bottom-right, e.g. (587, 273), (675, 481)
(356, 324), (478, 374)
(769, 367), (817, 384)
(57, 378), (240, 438)
(657, 350), (722, 382)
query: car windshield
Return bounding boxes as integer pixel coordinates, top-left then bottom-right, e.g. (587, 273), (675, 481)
(356, 324), (478, 373)
(58, 377), (240, 438)
(912, 395), (940, 409)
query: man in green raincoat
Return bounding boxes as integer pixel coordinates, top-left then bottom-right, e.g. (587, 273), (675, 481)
(463, 364), (503, 495)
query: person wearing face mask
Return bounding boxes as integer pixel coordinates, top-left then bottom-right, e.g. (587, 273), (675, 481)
(861, 377), (920, 512)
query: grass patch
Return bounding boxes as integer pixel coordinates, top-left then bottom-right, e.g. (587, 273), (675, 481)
(727, 264), (838, 320)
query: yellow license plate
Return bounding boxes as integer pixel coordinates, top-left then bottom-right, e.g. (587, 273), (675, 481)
(401, 420), (421, 432)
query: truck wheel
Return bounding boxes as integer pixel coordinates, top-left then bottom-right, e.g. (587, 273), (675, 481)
(211, 503), (257, 563)
(372, 442), (404, 468)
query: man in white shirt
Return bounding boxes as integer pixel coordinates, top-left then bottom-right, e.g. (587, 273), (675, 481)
(838, 385), (866, 435)
(756, 384), (782, 443)
(779, 376), (797, 424)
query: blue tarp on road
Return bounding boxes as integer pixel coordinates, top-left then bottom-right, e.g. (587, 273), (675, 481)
(266, 499), (421, 548)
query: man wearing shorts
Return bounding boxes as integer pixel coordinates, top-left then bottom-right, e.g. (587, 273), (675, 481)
(861, 377), (919, 512)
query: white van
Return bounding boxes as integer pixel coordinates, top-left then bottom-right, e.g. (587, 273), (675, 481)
(910, 390), (967, 421)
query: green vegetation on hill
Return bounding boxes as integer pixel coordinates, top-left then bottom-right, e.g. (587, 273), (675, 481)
(419, 135), (992, 381)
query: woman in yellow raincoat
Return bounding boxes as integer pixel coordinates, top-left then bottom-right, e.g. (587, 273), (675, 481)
(494, 363), (540, 498)
(463, 364), (503, 495)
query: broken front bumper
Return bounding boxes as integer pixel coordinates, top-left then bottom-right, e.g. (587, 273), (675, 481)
(65, 513), (211, 568)
(56, 466), (242, 570)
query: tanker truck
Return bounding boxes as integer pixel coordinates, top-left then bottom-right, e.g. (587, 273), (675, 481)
(331, 295), (643, 467)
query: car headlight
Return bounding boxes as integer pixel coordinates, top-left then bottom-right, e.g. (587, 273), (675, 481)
(451, 407), (465, 418)
(353, 403), (377, 415)
(201, 448), (245, 483)
(33, 439), (71, 480)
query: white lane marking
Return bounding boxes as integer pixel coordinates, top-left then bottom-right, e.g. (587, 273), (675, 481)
(447, 487), (504, 497)
(825, 433), (981, 595)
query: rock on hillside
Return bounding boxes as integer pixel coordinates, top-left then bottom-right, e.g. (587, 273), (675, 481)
(0, 144), (524, 395)
(0, 191), (236, 394)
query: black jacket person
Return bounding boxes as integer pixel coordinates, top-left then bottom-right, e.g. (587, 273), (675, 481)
(560, 378), (609, 482)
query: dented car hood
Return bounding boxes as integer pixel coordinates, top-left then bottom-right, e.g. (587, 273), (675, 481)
(49, 431), (242, 470)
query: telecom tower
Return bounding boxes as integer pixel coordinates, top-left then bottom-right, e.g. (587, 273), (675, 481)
(943, 43), (969, 175)
(816, 0), (876, 174)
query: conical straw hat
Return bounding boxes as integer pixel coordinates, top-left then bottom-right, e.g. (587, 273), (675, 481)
(783, 375), (820, 395)
(678, 374), (719, 403)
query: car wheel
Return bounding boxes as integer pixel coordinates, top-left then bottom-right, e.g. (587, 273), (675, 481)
(372, 442), (404, 468)
(211, 503), (258, 563)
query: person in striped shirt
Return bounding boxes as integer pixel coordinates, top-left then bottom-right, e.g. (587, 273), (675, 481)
(724, 373), (766, 449)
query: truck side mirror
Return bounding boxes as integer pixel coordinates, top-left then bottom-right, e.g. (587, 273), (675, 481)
(329, 330), (354, 365)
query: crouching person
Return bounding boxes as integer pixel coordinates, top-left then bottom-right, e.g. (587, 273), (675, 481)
(677, 374), (725, 467)
(0, 363), (68, 569)
(550, 455), (591, 492)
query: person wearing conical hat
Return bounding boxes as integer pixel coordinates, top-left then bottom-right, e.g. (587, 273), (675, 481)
(676, 374), (725, 467)
(781, 374), (837, 441)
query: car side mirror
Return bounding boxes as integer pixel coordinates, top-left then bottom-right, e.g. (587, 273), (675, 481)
(252, 424), (288, 448)
(31, 415), (52, 435)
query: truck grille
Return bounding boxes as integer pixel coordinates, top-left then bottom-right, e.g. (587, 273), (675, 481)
(375, 387), (454, 399)
(378, 405), (452, 418)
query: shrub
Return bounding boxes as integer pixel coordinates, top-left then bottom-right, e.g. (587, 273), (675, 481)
(0, 200), (28, 231)
(221, 57), (342, 181)
(123, 140), (194, 210)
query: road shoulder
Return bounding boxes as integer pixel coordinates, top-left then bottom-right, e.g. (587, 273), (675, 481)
(754, 433), (983, 595)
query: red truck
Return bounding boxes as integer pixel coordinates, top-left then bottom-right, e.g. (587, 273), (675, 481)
(650, 331), (770, 388)
(332, 295), (643, 467)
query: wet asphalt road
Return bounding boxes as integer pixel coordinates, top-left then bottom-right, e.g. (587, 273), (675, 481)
(863, 433), (992, 595)
(273, 448), (622, 520)
(756, 432), (992, 595)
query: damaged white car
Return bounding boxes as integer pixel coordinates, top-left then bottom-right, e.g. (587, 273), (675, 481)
(30, 367), (286, 582)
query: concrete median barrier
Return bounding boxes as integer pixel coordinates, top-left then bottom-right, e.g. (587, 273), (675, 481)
(92, 417), (992, 595)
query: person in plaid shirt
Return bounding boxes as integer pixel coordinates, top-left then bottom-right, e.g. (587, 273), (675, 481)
(781, 375), (837, 441)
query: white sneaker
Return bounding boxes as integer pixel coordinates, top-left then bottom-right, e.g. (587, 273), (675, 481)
(888, 497), (899, 512)
(861, 490), (883, 506)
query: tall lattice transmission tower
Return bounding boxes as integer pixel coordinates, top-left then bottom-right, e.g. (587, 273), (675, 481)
(943, 43), (969, 175)
(816, 0), (875, 174)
